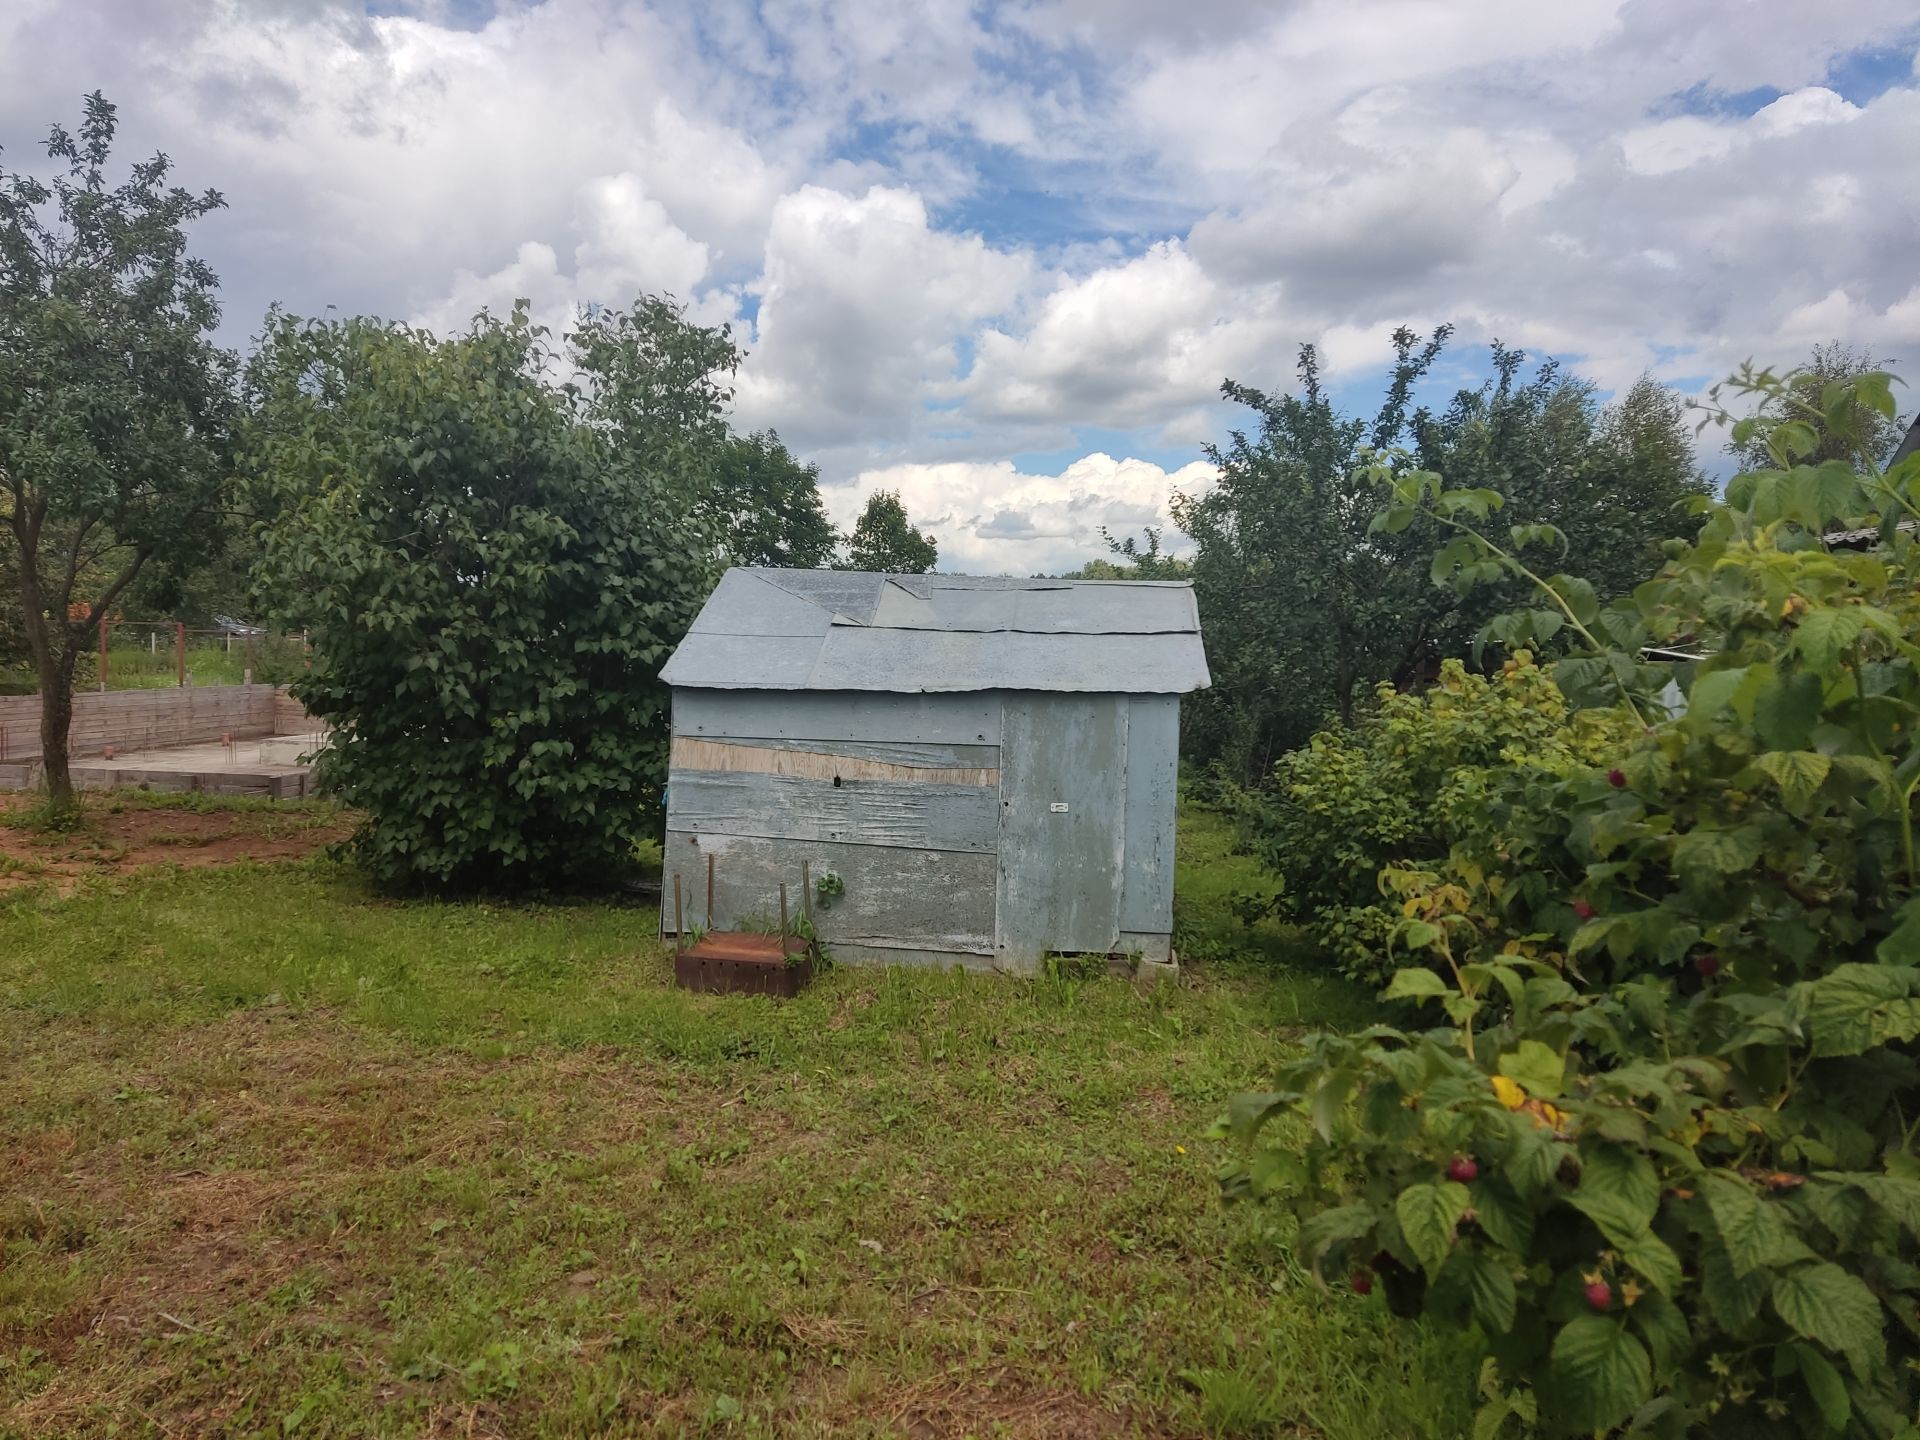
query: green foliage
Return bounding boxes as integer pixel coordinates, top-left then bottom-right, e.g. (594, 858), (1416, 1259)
(0, 92), (232, 803)
(242, 304), (713, 889)
(1224, 368), (1920, 1437)
(1070, 526), (1193, 580)
(710, 430), (838, 569)
(1180, 332), (1704, 780)
(1237, 656), (1630, 983)
(565, 299), (836, 574)
(567, 292), (737, 479)
(813, 868), (844, 911)
(1724, 343), (1914, 474)
(840, 489), (938, 573)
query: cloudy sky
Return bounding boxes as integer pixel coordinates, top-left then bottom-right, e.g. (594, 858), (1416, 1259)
(3, 1), (1917, 574)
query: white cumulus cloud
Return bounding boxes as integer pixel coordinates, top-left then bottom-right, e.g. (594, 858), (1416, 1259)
(828, 454), (1216, 575)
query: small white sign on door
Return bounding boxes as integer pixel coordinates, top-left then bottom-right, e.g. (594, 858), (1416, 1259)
(1049, 802), (1069, 813)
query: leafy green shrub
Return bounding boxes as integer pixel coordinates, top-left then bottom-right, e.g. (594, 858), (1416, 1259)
(244, 305), (715, 888)
(1223, 367), (1920, 1437)
(1240, 657), (1628, 982)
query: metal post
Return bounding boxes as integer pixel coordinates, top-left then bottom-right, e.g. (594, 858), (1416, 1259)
(706, 852), (715, 929)
(779, 882), (789, 941)
(672, 873), (684, 957)
(98, 616), (108, 692)
(175, 622), (186, 687)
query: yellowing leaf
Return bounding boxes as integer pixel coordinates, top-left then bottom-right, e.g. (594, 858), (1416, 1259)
(1752, 750), (1832, 811)
(1497, 1039), (1566, 1099)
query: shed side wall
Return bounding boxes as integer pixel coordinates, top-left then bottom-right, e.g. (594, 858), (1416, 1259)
(994, 694), (1128, 967)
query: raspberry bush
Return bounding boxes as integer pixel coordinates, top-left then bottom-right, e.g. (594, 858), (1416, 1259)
(1223, 369), (1920, 1437)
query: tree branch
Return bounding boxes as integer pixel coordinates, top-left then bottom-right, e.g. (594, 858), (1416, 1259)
(81, 546), (153, 634)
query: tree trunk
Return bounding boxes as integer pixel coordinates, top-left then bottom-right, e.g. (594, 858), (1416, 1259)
(11, 535), (79, 813)
(38, 656), (75, 809)
(11, 512), (148, 814)
(1332, 619), (1356, 727)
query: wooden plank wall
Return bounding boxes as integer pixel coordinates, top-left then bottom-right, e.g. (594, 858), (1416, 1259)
(673, 690), (1002, 745)
(665, 692), (1004, 961)
(0, 685), (297, 762)
(664, 829), (998, 956)
(668, 769), (999, 851)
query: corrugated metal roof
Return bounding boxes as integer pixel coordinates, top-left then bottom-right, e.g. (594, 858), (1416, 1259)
(663, 568), (1211, 694)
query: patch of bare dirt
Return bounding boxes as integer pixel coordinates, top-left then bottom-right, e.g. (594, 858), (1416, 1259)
(0, 793), (354, 892)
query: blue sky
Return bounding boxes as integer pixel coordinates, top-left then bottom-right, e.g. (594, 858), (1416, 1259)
(2, 0), (1917, 572)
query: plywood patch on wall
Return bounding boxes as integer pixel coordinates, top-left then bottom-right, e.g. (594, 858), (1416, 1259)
(670, 736), (999, 788)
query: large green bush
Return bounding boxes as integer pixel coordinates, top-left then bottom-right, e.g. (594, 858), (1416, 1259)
(243, 306), (714, 888)
(1240, 656), (1629, 982)
(1224, 368), (1920, 1437)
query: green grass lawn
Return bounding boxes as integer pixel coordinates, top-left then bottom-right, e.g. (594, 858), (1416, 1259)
(0, 801), (1471, 1439)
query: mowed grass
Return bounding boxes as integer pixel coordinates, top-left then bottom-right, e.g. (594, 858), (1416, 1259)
(0, 804), (1470, 1439)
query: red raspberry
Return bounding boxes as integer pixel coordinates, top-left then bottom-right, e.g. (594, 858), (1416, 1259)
(1585, 1280), (1613, 1312)
(1447, 1156), (1479, 1184)
(1572, 897), (1596, 920)
(1351, 1271), (1373, 1296)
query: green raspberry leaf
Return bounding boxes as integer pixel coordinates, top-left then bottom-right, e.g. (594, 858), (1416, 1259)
(1396, 1181), (1470, 1274)
(1546, 1316), (1652, 1434)
(1770, 1263), (1886, 1375)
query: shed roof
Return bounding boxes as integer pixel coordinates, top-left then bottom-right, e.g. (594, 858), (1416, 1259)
(662, 568), (1211, 694)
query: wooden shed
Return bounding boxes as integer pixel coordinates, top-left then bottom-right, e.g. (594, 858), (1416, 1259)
(658, 568), (1210, 975)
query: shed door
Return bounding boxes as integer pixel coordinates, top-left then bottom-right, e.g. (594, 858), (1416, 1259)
(996, 695), (1127, 961)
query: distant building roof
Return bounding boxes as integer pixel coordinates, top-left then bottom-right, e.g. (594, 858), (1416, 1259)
(661, 568), (1211, 694)
(1892, 416), (1920, 471)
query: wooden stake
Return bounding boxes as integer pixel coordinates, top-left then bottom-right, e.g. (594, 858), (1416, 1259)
(778, 882), (789, 940)
(801, 860), (813, 926)
(175, 622), (186, 688)
(706, 852), (715, 929)
(98, 616), (108, 692)
(672, 873), (684, 957)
